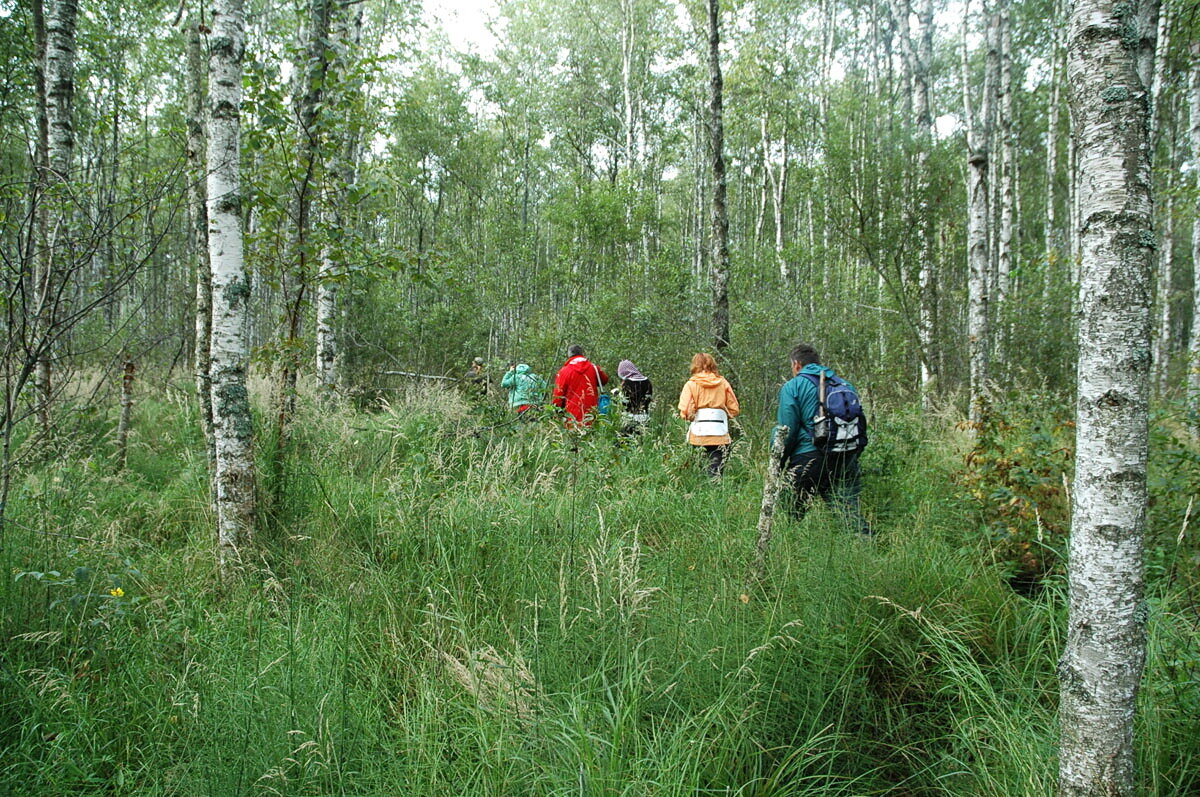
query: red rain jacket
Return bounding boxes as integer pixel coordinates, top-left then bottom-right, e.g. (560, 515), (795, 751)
(552, 356), (608, 425)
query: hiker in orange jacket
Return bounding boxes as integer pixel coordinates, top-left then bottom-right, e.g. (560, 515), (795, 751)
(677, 352), (740, 478)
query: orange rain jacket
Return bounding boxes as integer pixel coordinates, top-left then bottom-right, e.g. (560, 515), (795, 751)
(677, 371), (740, 446)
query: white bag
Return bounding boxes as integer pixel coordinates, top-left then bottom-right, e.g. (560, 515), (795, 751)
(689, 407), (728, 438)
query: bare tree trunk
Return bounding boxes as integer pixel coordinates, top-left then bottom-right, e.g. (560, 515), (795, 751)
(963, 0), (998, 422)
(1150, 6), (1173, 391)
(997, 7), (1015, 313)
(1187, 45), (1200, 425)
(185, 14), (215, 477)
(706, 0), (730, 354)
(34, 0), (79, 434)
(316, 0), (361, 399)
(207, 0), (255, 567)
(1058, 1), (1158, 794)
(116, 359), (134, 470)
(751, 426), (789, 582)
(1045, 7), (1063, 274)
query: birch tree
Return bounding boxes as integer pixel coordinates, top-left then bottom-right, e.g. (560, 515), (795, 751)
(1058, 0), (1158, 793)
(33, 0), (78, 432)
(963, 0), (999, 422)
(207, 0), (256, 564)
(185, 12), (215, 474)
(1187, 44), (1200, 424)
(706, 0), (730, 353)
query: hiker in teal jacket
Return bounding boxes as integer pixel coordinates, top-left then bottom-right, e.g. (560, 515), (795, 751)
(774, 343), (872, 535)
(501, 363), (546, 418)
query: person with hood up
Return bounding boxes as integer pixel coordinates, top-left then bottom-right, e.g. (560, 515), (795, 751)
(616, 359), (653, 435)
(677, 352), (740, 478)
(501, 362), (547, 419)
(551, 344), (609, 428)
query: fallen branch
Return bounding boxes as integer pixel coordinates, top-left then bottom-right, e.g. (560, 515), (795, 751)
(750, 425), (789, 583)
(380, 370), (459, 382)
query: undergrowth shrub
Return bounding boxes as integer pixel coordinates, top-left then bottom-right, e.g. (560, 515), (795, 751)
(955, 393), (1073, 593)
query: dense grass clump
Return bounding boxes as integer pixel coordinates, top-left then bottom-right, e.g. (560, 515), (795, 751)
(1, 385), (1197, 795)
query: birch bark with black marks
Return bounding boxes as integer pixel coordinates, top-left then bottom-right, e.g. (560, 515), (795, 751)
(706, 0), (729, 354)
(1187, 45), (1200, 427)
(1045, 6), (1064, 281)
(889, 0), (937, 405)
(752, 426), (789, 582)
(962, 0), (999, 422)
(1149, 4), (1172, 391)
(34, 0), (78, 434)
(207, 0), (256, 565)
(186, 14), (215, 477)
(1059, 0), (1157, 794)
(116, 360), (134, 471)
(997, 6), (1015, 313)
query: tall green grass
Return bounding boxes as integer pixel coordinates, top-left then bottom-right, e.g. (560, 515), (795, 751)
(1, 385), (1197, 795)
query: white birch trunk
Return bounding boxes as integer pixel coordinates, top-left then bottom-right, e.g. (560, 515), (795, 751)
(963, 0), (997, 422)
(1059, 1), (1157, 794)
(35, 0), (78, 431)
(1149, 7), (1172, 391)
(1187, 45), (1200, 423)
(207, 0), (255, 564)
(1045, 11), (1063, 268)
(186, 15), (215, 477)
(316, 210), (338, 394)
(997, 9), (1015, 308)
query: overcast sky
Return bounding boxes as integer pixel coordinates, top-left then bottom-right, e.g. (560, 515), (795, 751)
(423, 0), (501, 56)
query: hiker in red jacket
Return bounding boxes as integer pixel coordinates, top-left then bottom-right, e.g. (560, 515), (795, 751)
(551, 344), (609, 427)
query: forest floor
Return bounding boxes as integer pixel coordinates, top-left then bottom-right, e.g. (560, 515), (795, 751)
(1, 385), (1198, 795)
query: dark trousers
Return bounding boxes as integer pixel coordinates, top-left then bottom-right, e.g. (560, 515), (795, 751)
(786, 450), (871, 535)
(703, 445), (727, 478)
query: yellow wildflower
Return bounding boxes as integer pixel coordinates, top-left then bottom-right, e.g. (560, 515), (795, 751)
(109, 587), (124, 598)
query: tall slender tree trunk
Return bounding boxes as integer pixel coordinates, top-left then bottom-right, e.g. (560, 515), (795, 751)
(1058, 1), (1158, 794)
(963, 0), (999, 422)
(1187, 45), (1200, 424)
(186, 14), (215, 477)
(34, 0), (78, 434)
(1150, 5), (1172, 391)
(706, 0), (730, 354)
(1045, 8), (1063, 278)
(207, 0), (255, 566)
(316, 0), (361, 400)
(997, 6), (1015, 312)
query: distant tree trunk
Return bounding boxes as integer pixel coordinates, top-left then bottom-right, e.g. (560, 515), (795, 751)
(207, 0), (255, 566)
(997, 7), (1015, 310)
(963, 0), (999, 422)
(1045, 9), (1063, 269)
(34, 0), (79, 433)
(1058, 0), (1157, 794)
(706, 0), (730, 354)
(116, 359), (134, 470)
(620, 0), (637, 170)
(1188, 45), (1200, 426)
(185, 14), (215, 477)
(890, 0), (937, 406)
(278, 0), (334, 433)
(1150, 7), (1172, 391)
(768, 125), (789, 281)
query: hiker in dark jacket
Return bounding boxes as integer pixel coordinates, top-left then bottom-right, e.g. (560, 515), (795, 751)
(462, 356), (488, 398)
(616, 359), (652, 435)
(775, 344), (872, 535)
(551, 344), (608, 428)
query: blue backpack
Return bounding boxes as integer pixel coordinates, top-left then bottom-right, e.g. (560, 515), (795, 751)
(802, 372), (868, 453)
